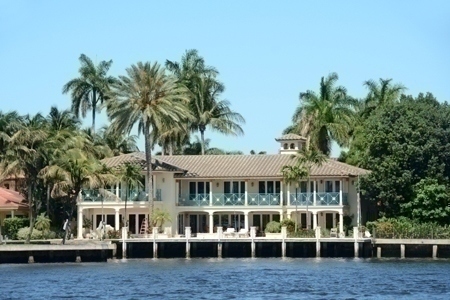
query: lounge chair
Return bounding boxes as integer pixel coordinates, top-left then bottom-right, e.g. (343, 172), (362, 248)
(223, 228), (236, 238)
(238, 228), (249, 238)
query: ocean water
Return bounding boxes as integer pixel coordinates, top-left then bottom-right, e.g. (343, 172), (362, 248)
(1, 258), (450, 299)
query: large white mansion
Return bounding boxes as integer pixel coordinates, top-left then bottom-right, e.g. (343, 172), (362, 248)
(76, 134), (369, 238)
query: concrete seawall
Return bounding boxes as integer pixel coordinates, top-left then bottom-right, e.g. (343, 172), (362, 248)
(0, 242), (116, 263)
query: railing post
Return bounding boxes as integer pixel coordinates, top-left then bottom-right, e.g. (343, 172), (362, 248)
(245, 181), (248, 206)
(209, 181), (213, 206)
(313, 181), (317, 206)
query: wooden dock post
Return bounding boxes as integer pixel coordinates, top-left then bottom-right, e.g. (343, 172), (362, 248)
(122, 227), (128, 259)
(432, 245), (438, 259)
(153, 227), (158, 259)
(315, 226), (321, 258)
(185, 227), (191, 259)
(400, 244), (405, 259)
(218, 242), (222, 258)
(250, 227), (256, 258)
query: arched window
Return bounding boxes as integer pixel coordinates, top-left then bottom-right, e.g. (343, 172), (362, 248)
(283, 143), (288, 150)
(290, 143), (295, 149)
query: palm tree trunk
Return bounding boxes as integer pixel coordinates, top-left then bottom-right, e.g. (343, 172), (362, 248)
(200, 127), (206, 155)
(144, 124), (153, 226)
(26, 182), (34, 244)
(46, 184), (51, 216)
(92, 90), (96, 134)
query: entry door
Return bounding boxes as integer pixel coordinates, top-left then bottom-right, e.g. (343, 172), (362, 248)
(262, 214), (270, 231)
(129, 215), (136, 234)
(190, 215), (198, 233)
(325, 213), (333, 229)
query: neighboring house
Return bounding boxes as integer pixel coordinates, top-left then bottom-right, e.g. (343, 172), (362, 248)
(0, 187), (28, 235)
(0, 173), (24, 192)
(76, 134), (370, 239)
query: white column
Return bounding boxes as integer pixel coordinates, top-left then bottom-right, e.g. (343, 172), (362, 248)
(209, 212), (214, 234)
(333, 213), (336, 228)
(244, 212), (249, 231)
(313, 212), (318, 229)
(339, 213), (344, 234)
(175, 181), (179, 205)
(244, 181), (248, 206)
(115, 183), (119, 197)
(115, 209), (120, 231)
(77, 208), (83, 239)
(152, 175), (156, 199)
(287, 183), (291, 206)
(11, 210), (15, 217)
(280, 181), (283, 207)
(209, 181), (213, 206)
(339, 179), (343, 205)
(135, 214), (139, 234)
(313, 181), (317, 206)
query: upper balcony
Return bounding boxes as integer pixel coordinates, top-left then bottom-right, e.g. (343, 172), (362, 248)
(177, 192), (348, 207)
(79, 188), (162, 203)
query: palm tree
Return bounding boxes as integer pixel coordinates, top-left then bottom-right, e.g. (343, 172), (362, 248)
(281, 165), (308, 232)
(107, 61), (191, 219)
(288, 72), (355, 155)
(98, 126), (139, 156)
(291, 147), (327, 229)
(362, 78), (406, 117)
(190, 76), (245, 154)
(62, 54), (117, 134)
(46, 106), (80, 132)
(0, 111), (22, 152)
(0, 113), (50, 243)
(116, 162), (143, 228)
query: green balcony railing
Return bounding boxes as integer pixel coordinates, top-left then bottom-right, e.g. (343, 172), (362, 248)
(81, 188), (161, 202)
(247, 193), (280, 206)
(288, 192), (348, 206)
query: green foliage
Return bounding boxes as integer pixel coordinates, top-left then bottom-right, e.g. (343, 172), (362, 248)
(402, 178), (450, 224)
(150, 208), (172, 229)
(347, 93), (450, 219)
(17, 227), (43, 240)
(34, 213), (51, 231)
(265, 221), (281, 233)
(3, 217), (29, 240)
(288, 229), (316, 238)
(366, 217), (450, 239)
(280, 219), (296, 233)
(107, 230), (121, 239)
(83, 216), (93, 229)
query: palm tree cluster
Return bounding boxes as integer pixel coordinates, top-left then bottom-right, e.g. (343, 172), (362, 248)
(0, 51), (246, 240)
(284, 73), (406, 157)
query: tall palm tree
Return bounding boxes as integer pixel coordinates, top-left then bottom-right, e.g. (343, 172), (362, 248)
(291, 147), (327, 229)
(116, 163), (143, 229)
(46, 106), (80, 132)
(190, 76), (245, 155)
(288, 73), (355, 156)
(0, 111), (22, 152)
(107, 61), (191, 218)
(0, 114), (50, 243)
(362, 78), (406, 117)
(281, 165), (308, 232)
(62, 54), (117, 134)
(98, 125), (139, 156)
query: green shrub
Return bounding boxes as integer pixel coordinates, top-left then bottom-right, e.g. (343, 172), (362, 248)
(42, 230), (57, 239)
(107, 230), (120, 239)
(17, 227), (43, 240)
(367, 217), (450, 239)
(281, 219), (296, 233)
(288, 229), (316, 238)
(34, 213), (51, 231)
(265, 221), (281, 233)
(3, 217), (29, 240)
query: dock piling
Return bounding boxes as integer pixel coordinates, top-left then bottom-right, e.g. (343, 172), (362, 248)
(432, 245), (438, 259)
(400, 244), (405, 259)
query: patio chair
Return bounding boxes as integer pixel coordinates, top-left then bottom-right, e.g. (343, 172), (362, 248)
(330, 228), (338, 238)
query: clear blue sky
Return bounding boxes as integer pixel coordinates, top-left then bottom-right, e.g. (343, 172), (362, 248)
(1, 1), (449, 157)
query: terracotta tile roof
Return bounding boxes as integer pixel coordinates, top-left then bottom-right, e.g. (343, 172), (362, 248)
(102, 152), (370, 179)
(101, 152), (186, 172)
(0, 187), (28, 210)
(275, 134), (307, 141)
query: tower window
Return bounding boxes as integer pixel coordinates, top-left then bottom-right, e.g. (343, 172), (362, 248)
(290, 143), (295, 149)
(283, 143), (288, 150)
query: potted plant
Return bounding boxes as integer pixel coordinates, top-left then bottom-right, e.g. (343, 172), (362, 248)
(264, 221), (282, 238)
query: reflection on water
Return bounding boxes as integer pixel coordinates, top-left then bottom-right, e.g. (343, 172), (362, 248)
(1, 258), (450, 299)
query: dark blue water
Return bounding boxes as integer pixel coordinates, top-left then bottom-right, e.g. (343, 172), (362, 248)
(1, 258), (450, 299)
